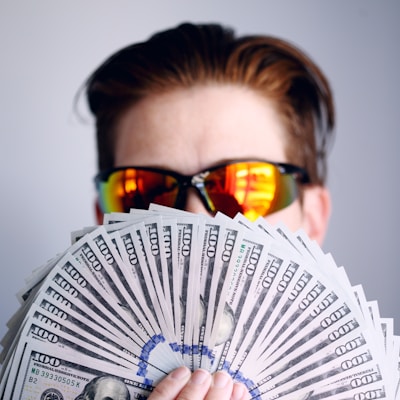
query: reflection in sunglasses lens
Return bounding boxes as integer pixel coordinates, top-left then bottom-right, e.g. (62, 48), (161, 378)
(98, 161), (301, 220)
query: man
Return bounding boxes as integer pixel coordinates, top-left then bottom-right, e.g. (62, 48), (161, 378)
(85, 22), (334, 399)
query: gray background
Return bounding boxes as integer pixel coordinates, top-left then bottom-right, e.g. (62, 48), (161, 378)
(0, 1), (399, 344)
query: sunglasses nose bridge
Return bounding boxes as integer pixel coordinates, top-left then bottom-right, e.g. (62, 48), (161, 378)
(174, 174), (205, 202)
(190, 173), (215, 212)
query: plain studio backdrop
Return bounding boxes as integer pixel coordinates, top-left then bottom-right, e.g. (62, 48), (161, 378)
(0, 1), (399, 345)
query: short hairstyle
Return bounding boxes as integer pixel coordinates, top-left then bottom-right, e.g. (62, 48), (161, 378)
(85, 22), (335, 185)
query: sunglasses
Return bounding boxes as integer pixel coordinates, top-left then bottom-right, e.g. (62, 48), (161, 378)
(95, 160), (310, 221)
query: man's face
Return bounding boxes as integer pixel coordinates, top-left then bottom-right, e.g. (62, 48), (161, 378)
(109, 85), (329, 243)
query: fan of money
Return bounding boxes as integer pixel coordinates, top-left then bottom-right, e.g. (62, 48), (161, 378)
(0, 205), (399, 399)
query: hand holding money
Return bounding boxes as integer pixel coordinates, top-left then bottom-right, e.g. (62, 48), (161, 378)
(147, 367), (250, 400)
(0, 206), (399, 399)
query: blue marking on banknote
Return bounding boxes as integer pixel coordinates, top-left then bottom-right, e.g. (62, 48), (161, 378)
(154, 334), (166, 343)
(222, 360), (232, 372)
(137, 367), (148, 377)
(169, 342), (180, 352)
(234, 370), (260, 397)
(182, 344), (191, 354)
(143, 378), (153, 386)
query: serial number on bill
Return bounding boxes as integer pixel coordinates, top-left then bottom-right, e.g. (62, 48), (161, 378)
(29, 368), (81, 388)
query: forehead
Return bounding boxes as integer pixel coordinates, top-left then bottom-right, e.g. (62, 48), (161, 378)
(114, 85), (289, 174)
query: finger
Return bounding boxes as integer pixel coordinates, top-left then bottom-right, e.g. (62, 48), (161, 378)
(148, 366), (191, 400)
(175, 369), (212, 400)
(204, 371), (234, 400)
(231, 382), (251, 400)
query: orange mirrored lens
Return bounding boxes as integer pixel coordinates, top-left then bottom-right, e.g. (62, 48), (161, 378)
(204, 162), (299, 221)
(97, 162), (301, 220)
(98, 169), (179, 213)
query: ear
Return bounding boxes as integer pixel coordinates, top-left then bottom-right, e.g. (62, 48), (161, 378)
(301, 186), (331, 245)
(95, 199), (104, 225)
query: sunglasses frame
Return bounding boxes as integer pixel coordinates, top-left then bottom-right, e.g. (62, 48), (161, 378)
(95, 159), (311, 216)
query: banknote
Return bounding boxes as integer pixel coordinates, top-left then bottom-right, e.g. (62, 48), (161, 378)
(3, 341), (152, 399)
(0, 206), (398, 399)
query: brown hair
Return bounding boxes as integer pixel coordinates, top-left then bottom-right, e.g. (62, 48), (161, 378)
(85, 22), (335, 185)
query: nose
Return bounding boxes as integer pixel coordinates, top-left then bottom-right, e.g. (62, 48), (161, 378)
(183, 188), (211, 217)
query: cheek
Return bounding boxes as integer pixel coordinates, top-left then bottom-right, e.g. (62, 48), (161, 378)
(264, 200), (304, 232)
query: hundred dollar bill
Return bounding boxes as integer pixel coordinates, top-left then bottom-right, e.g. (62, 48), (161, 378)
(253, 298), (361, 372)
(254, 327), (390, 398)
(224, 234), (311, 377)
(148, 206), (198, 351)
(1, 277), (131, 373)
(207, 213), (272, 374)
(243, 255), (367, 373)
(48, 252), (151, 346)
(7, 292), (168, 384)
(199, 217), (244, 371)
(16, 253), (64, 304)
(1, 292), (134, 383)
(62, 249), (180, 373)
(0, 254), (66, 358)
(1, 206), (399, 398)
(158, 216), (179, 339)
(394, 336), (400, 398)
(182, 215), (220, 369)
(29, 303), (152, 369)
(125, 209), (180, 330)
(113, 223), (162, 327)
(247, 261), (317, 358)
(307, 384), (387, 400)
(33, 254), (177, 375)
(147, 206), (208, 369)
(176, 215), (202, 369)
(227, 216), (332, 371)
(119, 219), (184, 370)
(114, 222), (182, 366)
(222, 248), (290, 375)
(135, 220), (175, 336)
(69, 225), (162, 338)
(39, 297), (170, 382)
(126, 212), (180, 340)
(141, 216), (174, 327)
(352, 285), (397, 395)
(292, 226), (361, 301)
(33, 289), (132, 348)
(0, 345), (17, 397)
(0, 334), (16, 389)
(137, 206), (185, 342)
(38, 280), (132, 344)
(19, 313), (139, 371)
(380, 318), (397, 395)
(303, 354), (389, 400)
(3, 325), (136, 400)
(5, 341), (152, 399)
(247, 310), (390, 399)
(1, 297), (33, 363)
(256, 362), (387, 400)
(72, 225), (183, 371)
(256, 330), (380, 394)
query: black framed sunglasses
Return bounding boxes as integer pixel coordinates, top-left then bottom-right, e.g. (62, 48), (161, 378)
(94, 160), (310, 221)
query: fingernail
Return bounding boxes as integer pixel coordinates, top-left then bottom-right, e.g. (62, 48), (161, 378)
(213, 371), (231, 388)
(170, 366), (190, 380)
(231, 382), (250, 400)
(190, 369), (210, 385)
